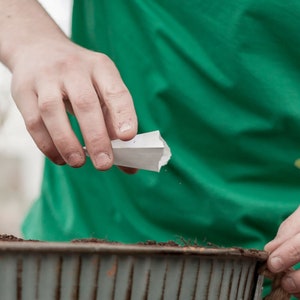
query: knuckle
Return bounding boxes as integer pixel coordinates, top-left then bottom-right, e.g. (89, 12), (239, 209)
(102, 85), (130, 103)
(287, 243), (300, 261)
(61, 54), (79, 67)
(86, 133), (111, 153)
(25, 115), (43, 133)
(53, 135), (76, 151)
(53, 134), (68, 145)
(53, 53), (82, 73)
(72, 92), (98, 111)
(39, 96), (58, 114)
(97, 53), (114, 66)
(88, 133), (107, 148)
(290, 271), (300, 287)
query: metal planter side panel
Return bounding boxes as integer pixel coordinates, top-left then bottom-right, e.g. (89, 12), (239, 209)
(0, 245), (265, 300)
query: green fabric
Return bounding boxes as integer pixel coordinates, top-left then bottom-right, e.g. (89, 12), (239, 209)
(23, 1), (300, 254)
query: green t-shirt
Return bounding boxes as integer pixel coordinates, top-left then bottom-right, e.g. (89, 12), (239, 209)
(23, 1), (300, 251)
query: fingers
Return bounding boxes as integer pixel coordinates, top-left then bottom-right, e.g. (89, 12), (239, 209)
(64, 53), (138, 170)
(265, 206), (300, 253)
(64, 73), (113, 170)
(11, 48), (138, 172)
(117, 166), (138, 174)
(13, 89), (66, 165)
(15, 86), (86, 167)
(280, 270), (300, 298)
(266, 233), (300, 273)
(265, 207), (300, 272)
(38, 84), (85, 167)
(264, 207), (300, 298)
(92, 54), (138, 140)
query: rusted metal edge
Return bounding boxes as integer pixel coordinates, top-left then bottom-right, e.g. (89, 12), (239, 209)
(0, 241), (268, 261)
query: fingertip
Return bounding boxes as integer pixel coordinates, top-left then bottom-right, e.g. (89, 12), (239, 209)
(118, 120), (138, 141)
(51, 156), (66, 166)
(268, 256), (285, 273)
(264, 237), (283, 253)
(119, 122), (132, 133)
(264, 241), (274, 252)
(118, 166), (139, 174)
(67, 152), (86, 168)
(93, 152), (113, 170)
(38, 143), (66, 166)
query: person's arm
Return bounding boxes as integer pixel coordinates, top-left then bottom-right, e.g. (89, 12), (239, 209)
(0, 0), (138, 170)
(265, 206), (300, 298)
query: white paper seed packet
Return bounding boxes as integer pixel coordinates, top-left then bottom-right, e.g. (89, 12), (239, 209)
(83, 131), (171, 172)
(111, 130), (171, 172)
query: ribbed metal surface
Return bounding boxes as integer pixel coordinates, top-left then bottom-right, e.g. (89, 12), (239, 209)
(0, 242), (266, 300)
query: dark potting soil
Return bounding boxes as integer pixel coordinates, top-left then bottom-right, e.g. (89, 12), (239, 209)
(0, 234), (25, 242)
(0, 235), (181, 247)
(71, 239), (184, 248)
(0, 234), (261, 251)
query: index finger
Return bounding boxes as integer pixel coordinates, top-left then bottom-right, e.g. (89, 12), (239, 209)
(92, 54), (138, 140)
(267, 234), (300, 273)
(265, 207), (300, 253)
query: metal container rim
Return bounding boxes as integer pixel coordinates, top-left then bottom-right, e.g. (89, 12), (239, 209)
(0, 241), (268, 261)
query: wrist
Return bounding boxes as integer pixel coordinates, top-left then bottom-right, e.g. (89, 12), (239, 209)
(0, 0), (69, 71)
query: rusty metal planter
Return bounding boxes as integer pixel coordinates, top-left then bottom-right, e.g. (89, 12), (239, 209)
(0, 241), (267, 300)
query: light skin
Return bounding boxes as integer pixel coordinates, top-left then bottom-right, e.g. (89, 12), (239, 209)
(0, 0), (138, 171)
(0, 1), (299, 297)
(265, 206), (300, 298)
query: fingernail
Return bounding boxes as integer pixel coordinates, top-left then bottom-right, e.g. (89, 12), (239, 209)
(95, 152), (111, 169)
(68, 152), (84, 167)
(283, 276), (296, 292)
(270, 256), (284, 272)
(120, 122), (131, 133)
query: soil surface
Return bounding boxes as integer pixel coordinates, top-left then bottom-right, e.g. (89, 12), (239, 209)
(0, 235), (262, 252)
(72, 239), (187, 247)
(0, 234), (25, 241)
(0, 235), (183, 247)
(71, 238), (121, 244)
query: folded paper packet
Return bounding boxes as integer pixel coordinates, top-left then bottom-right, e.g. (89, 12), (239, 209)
(112, 130), (171, 172)
(84, 131), (171, 172)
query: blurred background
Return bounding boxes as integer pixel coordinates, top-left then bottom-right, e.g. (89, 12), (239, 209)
(0, 0), (72, 236)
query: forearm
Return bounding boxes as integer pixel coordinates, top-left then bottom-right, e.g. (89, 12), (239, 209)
(0, 0), (69, 71)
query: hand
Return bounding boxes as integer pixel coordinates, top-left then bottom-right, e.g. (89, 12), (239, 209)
(265, 206), (300, 298)
(11, 40), (138, 171)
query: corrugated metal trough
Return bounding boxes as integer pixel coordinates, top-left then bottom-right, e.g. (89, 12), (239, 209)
(0, 241), (267, 300)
